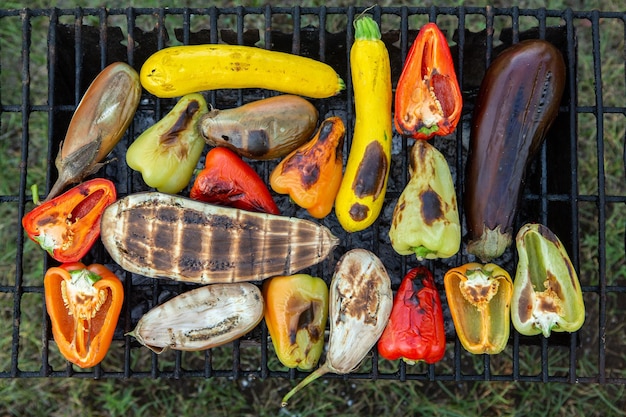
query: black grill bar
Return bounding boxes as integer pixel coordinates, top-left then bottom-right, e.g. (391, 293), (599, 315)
(1, 6), (626, 384)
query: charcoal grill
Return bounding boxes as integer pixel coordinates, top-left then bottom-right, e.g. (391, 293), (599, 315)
(1, 5), (625, 385)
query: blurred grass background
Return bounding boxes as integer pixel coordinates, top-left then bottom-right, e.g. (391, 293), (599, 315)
(1, 0), (625, 416)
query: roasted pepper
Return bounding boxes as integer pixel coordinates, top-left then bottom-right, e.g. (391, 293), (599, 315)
(270, 117), (345, 218)
(262, 274), (328, 371)
(334, 15), (392, 232)
(190, 147), (279, 214)
(394, 23), (462, 140)
(512, 223), (585, 338)
(44, 262), (124, 368)
(126, 93), (208, 194)
(378, 266), (446, 364)
(22, 178), (117, 263)
(444, 263), (513, 355)
(388, 140), (460, 260)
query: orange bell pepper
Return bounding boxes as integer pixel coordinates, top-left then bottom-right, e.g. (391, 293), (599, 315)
(394, 22), (462, 140)
(443, 262), (512, 355)
(44, 262), (124, 368)
(22, 178), (117, 262)
(269, 116), (345, 218)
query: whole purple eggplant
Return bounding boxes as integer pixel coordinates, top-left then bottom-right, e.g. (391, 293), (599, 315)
(464, 39), (566, 262)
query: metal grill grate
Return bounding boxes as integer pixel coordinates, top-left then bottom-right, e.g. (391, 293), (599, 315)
(1, 5), (625, 384)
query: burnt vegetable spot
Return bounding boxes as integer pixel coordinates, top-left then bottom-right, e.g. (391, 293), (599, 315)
(185, 316), (240, 341)
(352, 141), (388, 199)
(349, 203), (369, 222)
(71, 189), (105, 220)
(420, 188), (444, 225)
(159, 100), (200, 152)
(246, 129), (270, 157)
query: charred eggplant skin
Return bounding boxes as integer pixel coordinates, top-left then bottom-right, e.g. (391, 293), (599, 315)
(465, 39), (566, 262)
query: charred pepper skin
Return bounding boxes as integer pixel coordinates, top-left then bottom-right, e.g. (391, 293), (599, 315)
(464, 39), (566, 262)
(388, 140), (460, 260)
(126, 93), (208, 194)
(512, 223), (585, 338)
(262, 274), (329, 371)
(270, 117), (345, 219)
(378, 266), (446, 364)
(394, 22), (463, 140)
(190, 147), (280, 215)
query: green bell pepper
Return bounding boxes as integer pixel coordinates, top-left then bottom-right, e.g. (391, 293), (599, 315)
(511, 223), (585, 337)
(388, 140), (461, 260)
(126, 93), (208, 194)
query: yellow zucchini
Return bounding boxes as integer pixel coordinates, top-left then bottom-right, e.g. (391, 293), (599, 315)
(334, 16), (392, 232)
(140, 44), (345, 99)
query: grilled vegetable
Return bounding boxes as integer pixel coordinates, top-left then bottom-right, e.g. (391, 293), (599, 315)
(22, 178), (117, 263)
(44, 262), (124, 368)
(199, 95), (319, 160)
(100, 192), (339, 284)
(262, 274), (328, 371)
(378, 266), (446, 365)
(281, 249), (393, 407)
(334, 16), (392, 232)
(511, 223), (585, 338)
(128, 283), (263, 353)
(394, 22), (462, 140)
(388, 140), (460, 260)
(190, 147), (280, 214)
(465, 39), (566, 261)
(444, 262), (513, 355)
(140, 45), (345, 99)
(126, 93), (208, 194)
(270, 116), (345, 218)
(47, 62), (141, 201)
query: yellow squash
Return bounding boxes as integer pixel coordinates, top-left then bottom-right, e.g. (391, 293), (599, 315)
(140, 44), (345, 99)
(334, 16), (392, 232)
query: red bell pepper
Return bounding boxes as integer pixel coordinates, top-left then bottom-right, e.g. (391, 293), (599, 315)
(44, 262), (124, 368)
(394, 23), (462, 140)
(22, 178), (117, 263)
(378, 266), (446, 364)
(190, 147), (280, 214)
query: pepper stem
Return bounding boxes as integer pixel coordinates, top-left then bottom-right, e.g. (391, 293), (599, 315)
(281, 363), (330, 407)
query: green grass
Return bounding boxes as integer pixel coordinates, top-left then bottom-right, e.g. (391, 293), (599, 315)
(2, 0), (626, 416)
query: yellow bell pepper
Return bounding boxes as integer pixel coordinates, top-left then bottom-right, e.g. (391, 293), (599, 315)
(444, 262), (512, 355)
(262, 274), (328, 371)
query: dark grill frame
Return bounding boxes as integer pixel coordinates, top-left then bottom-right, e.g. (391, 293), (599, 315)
(1, 5), (625, 384)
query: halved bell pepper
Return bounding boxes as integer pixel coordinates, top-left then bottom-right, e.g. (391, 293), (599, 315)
(44, 262), (124, 368)
(270, 116), (345, 219)
(444, 262), (512, 355)
(388, 140), (460, 260)
(262, 274), (328, 371)
(22, 178), (117, 263)
(512, 223), (585, 337)
(190, 146), (279, 214)
(126, 93), (208, 194)
(394, 22), (462, 140)
(378, 266), (446, 364)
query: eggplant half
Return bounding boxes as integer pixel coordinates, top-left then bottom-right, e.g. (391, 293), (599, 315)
(464, 39), (566, 262)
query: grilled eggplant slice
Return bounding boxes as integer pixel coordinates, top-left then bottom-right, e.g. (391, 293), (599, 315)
(100, 192), (340, 283)
(128, 283), (264, 353)
(464, 39), (566, 262)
